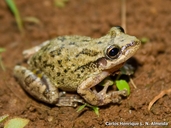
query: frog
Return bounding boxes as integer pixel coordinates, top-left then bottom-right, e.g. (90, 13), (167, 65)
(14, 26), (141, 107)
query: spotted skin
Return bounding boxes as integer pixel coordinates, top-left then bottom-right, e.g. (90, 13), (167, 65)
(14, 27), (141, 106)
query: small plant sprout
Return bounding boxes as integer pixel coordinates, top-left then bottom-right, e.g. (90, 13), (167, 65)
(116, 80), (130, 95)
(5, 0), (23, 32)
(0, 48), (6, 71)
(23, 17), (40, 24)
(0, 114), (9, 123)
(4, 118), (29, 128)
(77, 103), (99, 116)
(140, 37), (150, 44)
(54, 0), (69, 8)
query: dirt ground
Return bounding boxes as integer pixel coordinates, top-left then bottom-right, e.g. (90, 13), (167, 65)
(0, 0), (171, 127)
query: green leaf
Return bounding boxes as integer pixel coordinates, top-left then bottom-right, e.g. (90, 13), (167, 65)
(23, 16), (40, 24)
(0, 48), (6, 71)
(116, 80), (130, 95)
(4, 118), (29, 128)
(0, 114), (9, 123)
(77, 103), (99, 116)
(54, 0), (69, 8)
(77, 104), (86, 112)
(0, 48), (6, 53)
(5, 0), (23, 32)
(92, 106), (99, 117)
(140, 37), (149, 44)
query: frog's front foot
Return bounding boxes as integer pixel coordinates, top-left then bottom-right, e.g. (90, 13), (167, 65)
(97, 81), (128, 104)
(78, 74), (128, 106)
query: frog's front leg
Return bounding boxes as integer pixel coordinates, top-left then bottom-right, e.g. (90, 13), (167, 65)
(23, 40), (50, 60)
(14, 65), (82, 107)
(77, 71), (128, 106)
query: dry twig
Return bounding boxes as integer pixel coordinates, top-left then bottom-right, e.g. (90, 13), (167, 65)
(148, 88), (171, 111)
(121, 0), (126, 32)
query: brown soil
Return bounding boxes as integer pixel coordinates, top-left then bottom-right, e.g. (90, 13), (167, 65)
(0, 0), (171, 127)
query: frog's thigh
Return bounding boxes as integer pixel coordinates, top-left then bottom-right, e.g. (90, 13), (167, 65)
(14, 65), (59, 104)
(77, 72), (127, 106)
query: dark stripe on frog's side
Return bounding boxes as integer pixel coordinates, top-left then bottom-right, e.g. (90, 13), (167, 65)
(50, 48), (62, 57)
(68, 38), (92, 46)
(74, 57), (106, 74)
(81, 39), (92, 42)
(75, 48), (100, 57)
(41, 42), (53, 53)
(74, 60), (99, 72)
(69, 42), (75, 45)
(98, 41), (102, 44)
(57, 36), (66, 42)
(49, 43), (66, 57)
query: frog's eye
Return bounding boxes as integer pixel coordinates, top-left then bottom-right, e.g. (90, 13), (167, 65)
(116, 26), (125, 33)
(105, 45), (121, 60)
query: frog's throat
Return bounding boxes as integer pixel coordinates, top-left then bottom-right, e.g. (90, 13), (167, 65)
(104, 62), (124, 73)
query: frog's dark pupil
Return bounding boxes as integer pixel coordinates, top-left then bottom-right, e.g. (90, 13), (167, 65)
(109, 48), (119, 56)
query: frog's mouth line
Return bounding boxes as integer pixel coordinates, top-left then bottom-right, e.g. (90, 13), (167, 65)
(121, 41), (138, 55)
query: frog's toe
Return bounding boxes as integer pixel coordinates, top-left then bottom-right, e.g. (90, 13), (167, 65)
(108, 89), (128, 103)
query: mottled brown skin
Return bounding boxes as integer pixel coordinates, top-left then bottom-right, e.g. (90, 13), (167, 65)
(14, 27), (141, 106)
(29, 36), (101, 91)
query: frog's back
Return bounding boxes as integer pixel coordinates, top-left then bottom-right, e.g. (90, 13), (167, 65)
(28, 35), (109, 91)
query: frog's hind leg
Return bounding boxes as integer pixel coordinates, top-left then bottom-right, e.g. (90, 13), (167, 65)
(14, 65), (82, 106)
(14, 65), (59, 104)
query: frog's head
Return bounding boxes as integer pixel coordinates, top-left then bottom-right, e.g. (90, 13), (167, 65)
(97, 26), (141, 73)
